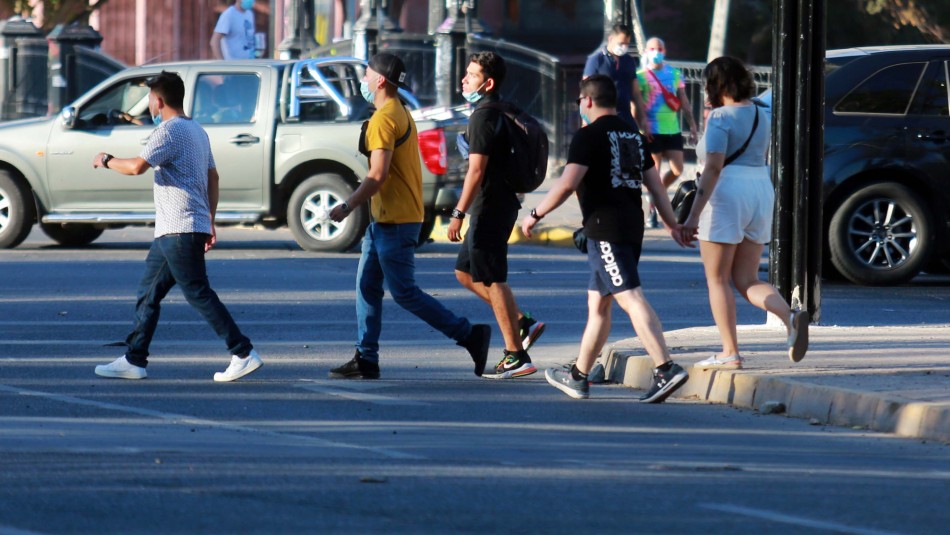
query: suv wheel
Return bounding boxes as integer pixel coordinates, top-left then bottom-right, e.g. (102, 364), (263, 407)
(287, 173), (367, 252)
(828, 182), (933, 285)
(0, 171), (36, 249)
(40, 223), (104, 247)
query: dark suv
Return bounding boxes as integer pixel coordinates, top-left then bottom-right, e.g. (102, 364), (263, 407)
(819, 45), (950, 285)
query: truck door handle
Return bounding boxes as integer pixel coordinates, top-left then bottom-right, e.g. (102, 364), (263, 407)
(228, 134), (260, 145)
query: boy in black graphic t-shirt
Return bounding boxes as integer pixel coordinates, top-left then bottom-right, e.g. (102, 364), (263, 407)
(522, 75), (692, 403)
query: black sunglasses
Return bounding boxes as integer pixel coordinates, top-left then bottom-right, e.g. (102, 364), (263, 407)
(575, 95), (587, 106)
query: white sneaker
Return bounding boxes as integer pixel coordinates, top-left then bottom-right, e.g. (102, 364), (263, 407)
(95, 356), (147, 379)
(695, 355), (744, 370)
(214, 349), (263, 382)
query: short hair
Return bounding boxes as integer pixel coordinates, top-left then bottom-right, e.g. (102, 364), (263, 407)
(580, 74), (617, 109)
(147, 70), (185, 109)
(703, 56), (755, 107)
(468, 51), (506, 91)
(609, 24), (632, 38)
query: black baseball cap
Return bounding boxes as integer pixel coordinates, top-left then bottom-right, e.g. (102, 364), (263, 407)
(368, 52), (411, 91)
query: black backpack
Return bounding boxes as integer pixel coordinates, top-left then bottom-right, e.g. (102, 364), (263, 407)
(478, 102), (549, 193)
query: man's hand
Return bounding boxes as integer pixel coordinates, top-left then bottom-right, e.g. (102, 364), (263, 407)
(447, 217), (464, 242)
(204, 226), (218, 252)
(92, 152), (110, 169)
(687, 125), (698, 145)
(329, 204), (350, 223)
(521, 214), (539, 239)
(677, 218), (698, 248)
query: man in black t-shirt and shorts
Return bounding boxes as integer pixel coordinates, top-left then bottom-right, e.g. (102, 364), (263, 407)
(447, 51), (545, 379)
(522, 75), (692, 403)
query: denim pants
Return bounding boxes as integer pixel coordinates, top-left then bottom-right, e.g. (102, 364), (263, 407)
(356, 222), (471, 362)
(125, 233), (252, 367)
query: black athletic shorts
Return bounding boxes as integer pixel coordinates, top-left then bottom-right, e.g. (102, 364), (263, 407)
(586, 239), (642, 296)
(645, 133), (684, 154)
(455, 211), (517, 285)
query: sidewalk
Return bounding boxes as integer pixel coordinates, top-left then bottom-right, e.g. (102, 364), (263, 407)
(605, 325), (950, 443)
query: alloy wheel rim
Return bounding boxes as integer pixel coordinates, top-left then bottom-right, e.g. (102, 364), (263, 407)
(300, 189), (347, 241)
(847, 197), (917, 270)
(0, 186), (10, 235)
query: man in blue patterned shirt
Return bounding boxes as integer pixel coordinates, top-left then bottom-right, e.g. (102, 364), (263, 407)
(91, 71), (262, 382)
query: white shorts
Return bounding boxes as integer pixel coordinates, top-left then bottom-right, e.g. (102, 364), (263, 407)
(697, 165), (774, 245)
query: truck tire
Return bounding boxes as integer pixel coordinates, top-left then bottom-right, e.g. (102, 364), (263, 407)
(828, 181), (933, 285)
(40, 223), (104, 247)
(0, 170), (36, 249)
(288, 173), (368, 252)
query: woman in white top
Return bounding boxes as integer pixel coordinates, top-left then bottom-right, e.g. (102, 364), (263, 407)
(680, 56), (808, 369)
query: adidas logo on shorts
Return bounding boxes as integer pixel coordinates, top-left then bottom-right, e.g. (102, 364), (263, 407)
(599, 241), (624, 287)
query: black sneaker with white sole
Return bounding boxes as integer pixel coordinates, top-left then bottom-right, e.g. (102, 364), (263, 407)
(329, 351), (380, 379)
(638, 362), (688, 403)
(519, 313), (546, 351)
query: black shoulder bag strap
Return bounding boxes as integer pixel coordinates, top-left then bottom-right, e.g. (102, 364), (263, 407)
(394, 105), (412, 148)
(723, 106), (760, 167)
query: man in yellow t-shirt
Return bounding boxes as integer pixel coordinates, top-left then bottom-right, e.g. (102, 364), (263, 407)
(328, 52), (491, 380)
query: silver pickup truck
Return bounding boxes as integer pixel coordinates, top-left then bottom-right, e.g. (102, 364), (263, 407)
(0, 57), (467, 251)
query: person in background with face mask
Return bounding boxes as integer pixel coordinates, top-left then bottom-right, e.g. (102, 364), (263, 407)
(210, 0), (257, 60)
(634, 37), (699, 191)
(91, 71), (263, 383)
(583, 24), (640, 130)
(521, 75), (692, 403)
(449, 51), (546, 380)
(327, 53), (492, 380)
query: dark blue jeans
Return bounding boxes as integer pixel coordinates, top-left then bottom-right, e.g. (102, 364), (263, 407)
(356, 222), (471, 363)
(125, 233), (252, 367)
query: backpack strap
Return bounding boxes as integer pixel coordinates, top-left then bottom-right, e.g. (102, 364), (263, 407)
(394, 104), (412, 148)
(723, 106), (759, 167)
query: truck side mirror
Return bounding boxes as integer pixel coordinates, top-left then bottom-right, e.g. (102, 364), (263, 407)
(61, 106), (77, 129)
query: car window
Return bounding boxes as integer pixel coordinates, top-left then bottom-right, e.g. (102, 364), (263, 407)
(77, 76), (152, 127)
(834, 62), (927, 115)
(913, 61), (949, 117)
(192, 73), (260, 125)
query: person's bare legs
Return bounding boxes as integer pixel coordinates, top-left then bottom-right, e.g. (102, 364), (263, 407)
(456, 270), (527, 324)
(482, 282), (523, 352)
(731, 239), (793, 328)
(661, 149), (685, 188)
(612, 287), (673, 367)
(575, 291), (613, 373)
(699, 240), (740, 357)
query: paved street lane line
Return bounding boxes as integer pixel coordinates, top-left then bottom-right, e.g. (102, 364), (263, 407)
(0, 526), (47, 535)
(296, 382), (431, 406)
(698, 503), (904, 535)
(0, 384), (422, 460)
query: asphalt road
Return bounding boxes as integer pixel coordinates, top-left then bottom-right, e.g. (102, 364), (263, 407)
(1, 226), (948, 534)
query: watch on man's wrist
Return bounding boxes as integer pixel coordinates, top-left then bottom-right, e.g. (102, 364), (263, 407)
(101, 154), (113, 169)
(451, 208), (466, 220)
(530, 208), (543, 220)
(339, 201), (350, 213)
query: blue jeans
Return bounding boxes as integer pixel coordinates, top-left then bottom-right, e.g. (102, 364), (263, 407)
(125, 233), (252, 367)
(356, 222), (471, 362)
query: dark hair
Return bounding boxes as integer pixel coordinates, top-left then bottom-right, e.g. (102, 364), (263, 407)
(468, 51), (506, 91)
(703, 56), (755, 108)
(609, 24), (632, 38)
(146, 70), (185, 109)
(579, 75), (617, 109)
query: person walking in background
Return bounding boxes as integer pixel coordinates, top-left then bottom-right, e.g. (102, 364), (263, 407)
(679, 56), (809, 370)
(522, 75), (691, 403)
(211, 0), (256, 60)
(328, 53), (492, 380)
(583, 24), (640, 130)
(448, 51), (545, 380)
(91, 71), (263, 382)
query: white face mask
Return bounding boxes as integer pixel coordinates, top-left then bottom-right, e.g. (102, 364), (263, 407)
(611, 44), (629, 57)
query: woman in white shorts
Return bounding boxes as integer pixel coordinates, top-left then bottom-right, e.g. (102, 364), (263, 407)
(680, 56), (808, 370)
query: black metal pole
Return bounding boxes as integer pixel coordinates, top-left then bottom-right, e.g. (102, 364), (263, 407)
(770, 0), (824, 322)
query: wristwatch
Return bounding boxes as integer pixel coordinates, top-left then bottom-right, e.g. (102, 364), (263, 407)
(101, 154), (113, 169)
(530, 208), (543, 220)
(339, 201), (350, 213)
(451, 208), (465, 220)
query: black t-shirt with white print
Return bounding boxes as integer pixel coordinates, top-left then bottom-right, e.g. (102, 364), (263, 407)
(466, 93), (521, 216)
(568, 114), (654, 244)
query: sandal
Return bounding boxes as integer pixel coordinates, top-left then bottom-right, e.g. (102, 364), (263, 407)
(695, 355), (743, 370)
(788, 310), (810, 363)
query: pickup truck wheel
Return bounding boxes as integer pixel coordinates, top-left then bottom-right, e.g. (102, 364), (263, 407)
(828, 182), (933, 285)
(40, 223), (104, 247)
(0, 171), (36, 249)
(288, 173), (367, 252)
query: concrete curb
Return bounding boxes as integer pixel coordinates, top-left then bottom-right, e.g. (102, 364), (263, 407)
(604, 348), (950, 443)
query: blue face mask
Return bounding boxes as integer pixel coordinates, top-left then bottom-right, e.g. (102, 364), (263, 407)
(241, 0), (254, 10)
(360, 79), (376, 104)
(462, 82), (486, 104)
(579, 111), (590, 126)
(651, 52), (665, 64)
(152, 113), (162, 126)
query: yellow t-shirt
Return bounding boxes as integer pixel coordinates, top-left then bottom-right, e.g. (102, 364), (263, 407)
(364, 98), (424, 224)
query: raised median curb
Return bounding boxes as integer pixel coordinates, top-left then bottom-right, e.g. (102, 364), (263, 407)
(604, 326), (950, 443)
